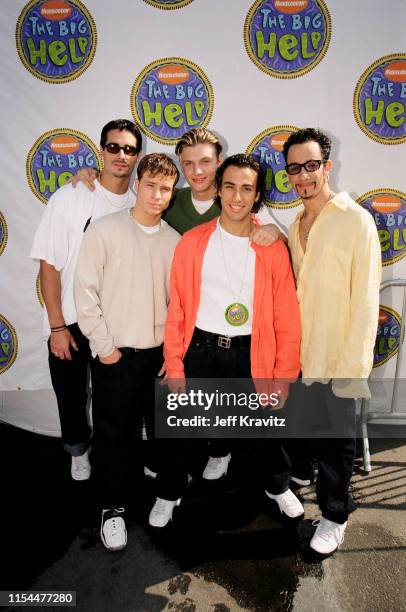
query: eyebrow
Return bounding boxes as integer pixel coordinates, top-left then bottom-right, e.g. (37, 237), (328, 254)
(222, 181), (254, 188)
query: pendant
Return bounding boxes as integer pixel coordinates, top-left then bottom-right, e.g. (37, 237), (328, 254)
(225, 303), (249, 326)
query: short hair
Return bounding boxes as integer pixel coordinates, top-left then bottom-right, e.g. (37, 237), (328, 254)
(283, 128), (332, 163)
(214, 154), (265, 214)
(137, 153), (180, 186)
(100, 119), (143, 154)
(175, 128), (223, 158)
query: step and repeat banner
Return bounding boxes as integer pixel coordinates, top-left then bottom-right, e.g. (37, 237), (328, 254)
(0, 0), (405, 433)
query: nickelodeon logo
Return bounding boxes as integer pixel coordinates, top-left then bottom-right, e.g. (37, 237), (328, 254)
(268, 132), (291, 152)
(157, 65), (190, 84)
(40, 1), (73, 20)
(384, 61), (406, 83)
(371, 195), (402, 214)
(50, 136), (80, 155)
(274, 0), (308, 13)
(378, 310), (389, 325)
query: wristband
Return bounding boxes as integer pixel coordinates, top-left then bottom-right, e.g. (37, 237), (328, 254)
(51, 325), (67, 332)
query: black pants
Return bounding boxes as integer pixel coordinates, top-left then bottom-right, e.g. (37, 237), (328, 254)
(155, 328), (290, 501)
(91, 345), (163, 509)
(281, 381), (357, 524)
(48, 323), (92, 456)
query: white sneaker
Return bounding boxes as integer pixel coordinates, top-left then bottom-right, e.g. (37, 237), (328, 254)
(144, 466), (157, 479)
(310, 518), (347, 555)
(71, 451), (91, 481)
(100, 508), (127, 551)
(265, 489), (304, 519)
(149, 497), (181, 528)
(202, 454), (231, 480)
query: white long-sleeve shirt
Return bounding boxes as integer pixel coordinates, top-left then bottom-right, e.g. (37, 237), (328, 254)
(74, 209), (180, 357)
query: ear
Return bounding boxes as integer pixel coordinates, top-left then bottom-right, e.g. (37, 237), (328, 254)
(216, 155), (224, 167)
(254, 190), (260, 202)
(134, 178), (139, 193)
(324, 159), (333, 173)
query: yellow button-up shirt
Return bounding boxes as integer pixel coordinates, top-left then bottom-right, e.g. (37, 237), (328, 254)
(288, 191), (381, 398)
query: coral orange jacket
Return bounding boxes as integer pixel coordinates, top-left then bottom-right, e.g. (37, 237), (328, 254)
(164, 218), (301, 391)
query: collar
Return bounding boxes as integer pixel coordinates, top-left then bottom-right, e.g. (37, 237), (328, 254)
(292, 191), (351, 226)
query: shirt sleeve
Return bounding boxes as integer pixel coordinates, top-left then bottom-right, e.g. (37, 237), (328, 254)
(163, 240), (187, 379)
(29, 188), (70, 271)
(333, 214), (382, 388)
(271, 241), (302, 379)
(74, 224), (115, 358)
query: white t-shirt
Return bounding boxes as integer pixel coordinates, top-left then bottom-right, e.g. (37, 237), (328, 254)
(30, 181), (134, 337)
(191, 194), (215, 215)
(255, 205), (272, 225)
(196, 220), (256, 336)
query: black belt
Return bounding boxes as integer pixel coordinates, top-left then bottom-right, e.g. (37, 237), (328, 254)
(193, 327), (251, 349)
(120, 345), (162, 354)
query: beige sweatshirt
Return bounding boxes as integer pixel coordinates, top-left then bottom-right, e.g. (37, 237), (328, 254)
(74, 209), (180, 357)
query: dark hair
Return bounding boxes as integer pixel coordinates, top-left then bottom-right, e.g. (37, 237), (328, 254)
(175, 127), (222, 158)
(283, 128), (332, 163)
(137, 153), (179, 186)
(100, 119), (143, 154)
(214, 154), (265, 214)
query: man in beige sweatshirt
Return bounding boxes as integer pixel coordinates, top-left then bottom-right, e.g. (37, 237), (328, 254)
(74, 153), (180, 552)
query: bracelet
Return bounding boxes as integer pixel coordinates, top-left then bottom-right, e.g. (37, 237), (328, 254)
(51, 325), (67, 332)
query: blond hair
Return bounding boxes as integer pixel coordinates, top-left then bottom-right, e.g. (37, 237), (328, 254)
(175, 128), (222, 157)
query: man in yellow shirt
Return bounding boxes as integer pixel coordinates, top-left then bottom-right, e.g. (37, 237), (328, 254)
(283, 128), (381, 557)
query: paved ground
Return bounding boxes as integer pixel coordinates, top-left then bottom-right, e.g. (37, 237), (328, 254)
(1, 424), (405, 612)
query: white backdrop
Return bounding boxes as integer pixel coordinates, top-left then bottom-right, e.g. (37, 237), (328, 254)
(0, 0), (405, 434)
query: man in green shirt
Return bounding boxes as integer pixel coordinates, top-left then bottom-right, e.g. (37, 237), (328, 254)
(72, 127), (277, 245)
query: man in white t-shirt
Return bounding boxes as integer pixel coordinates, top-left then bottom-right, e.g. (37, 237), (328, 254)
(30, 119), (142, 481)
(149, 154), (302, 528)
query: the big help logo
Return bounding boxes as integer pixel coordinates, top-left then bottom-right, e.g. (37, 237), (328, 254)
(0, 315), (18, 375)
(244, 0), (331, 78)
(16, 0), (97, 83)
(358, 189), (406, 266)
(374, 306), (402, 368)
(27, 129), (100, 203)
(246, 125), (301, 208)
(131, 58), (214, 145)
(354, 54), (406, 144)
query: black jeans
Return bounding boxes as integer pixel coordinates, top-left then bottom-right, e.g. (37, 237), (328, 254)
(91, 345), (163, 509)
(281, 381), (357, 523)
(155, 328), (291, 501)
(48, 323), (92, 456)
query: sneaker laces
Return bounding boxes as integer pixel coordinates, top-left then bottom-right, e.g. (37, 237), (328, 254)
(312, 518), (342, 544)
(154, 498), (174, 516)
(73, 455), (88, 468)
(209, 457), (224, 467)
(279, 490), (300, 514)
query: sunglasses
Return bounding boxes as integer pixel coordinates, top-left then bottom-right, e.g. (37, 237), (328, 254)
(104, 142), (138, 156)
(285, 159), (325, 175)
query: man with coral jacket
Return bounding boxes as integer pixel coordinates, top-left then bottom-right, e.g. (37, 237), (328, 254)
(148, 154), (303, 528)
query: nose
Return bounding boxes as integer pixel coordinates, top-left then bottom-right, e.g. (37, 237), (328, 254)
(234, 189), (242, 202)
(152, 187), (161, 200)
(195, 164), (203, 175)
(117, 147), (126, 159)
(297, 165), (311, 178)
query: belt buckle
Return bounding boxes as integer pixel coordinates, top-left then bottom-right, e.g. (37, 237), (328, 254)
(218, 335), (231, 349)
